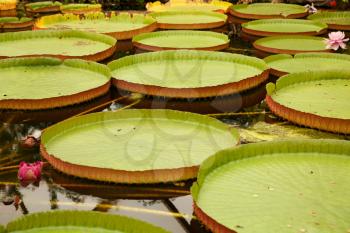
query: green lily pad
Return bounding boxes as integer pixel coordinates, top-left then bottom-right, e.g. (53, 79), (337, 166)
(149, 10), (227, 29)
(0, 57), (110, 110)
(266, 70), (350, 133)
(132, 30), (229, 51)
(35, 12), (156, 40)
(41, 109), (239, 183)
(192, 139), (350, 233)
(265, 53), (350, 76)
(146, 0), (232, 12)
(308, 11), (350, 30)
(0, 225), (4, 233)
(0, 17), (32, 24)
(25, 1), (62, 11)
(60, 3), (101, 14)
(0, 30), (116, 61)
(6, 211), (170, 233)
(108, 50), (269, 98)
(254, 35), (329, 55)
(229, 3), (308, 20)
(242, 19), (327, 36)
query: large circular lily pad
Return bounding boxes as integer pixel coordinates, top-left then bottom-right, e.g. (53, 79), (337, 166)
(265, 53), (350, 77)
(35, 12), (157, 40)
(133, 30), (229, 51)
(253, 35), (330, 55)
(60, 3), (102, 14)
(308, 11), (350, 31)
(146, 0), (232, 12)
(40, 109), (239, 183)
(0, 17), (33, 30)
(149, 11), (227, 30)
(266, 70), (350, 134)
(242, 19), (327, 37)
(229, 3), (308, 20)
(0, 30), (116, 61)
(192, 139), (350, 233)
(6, 211), (170, 233)
(25, 1), (62, 13)
(0, 57), (110, 110)
(108, 50), (269, 98)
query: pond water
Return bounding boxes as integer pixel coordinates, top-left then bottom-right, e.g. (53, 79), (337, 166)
(0, 10), (349, 233)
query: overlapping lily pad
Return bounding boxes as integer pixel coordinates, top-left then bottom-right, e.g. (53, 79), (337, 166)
(35, 12), (157, 40)
(308, 11), (350, 31)
(265, 53), (350, 76)
(6, 211), (170, 232)
(60, 3), (101, 14)
(0, 17), (33, 31)
(108, 50), (269, 98)
(133, 30), (229, 51)
(229, 3), (308, 20)
(40, 109), (239, 183)
(149, 10), (227, 29)
(192, 139), (350, 233)
(25, 1), (62, 13)
(0, 30), (116, 61)
(266, 70), (350, 134)
(0, 57), (110, 110)
(242, 19), (327, 37)
(146, 0), (232, 12)
(254, 35), (331, 55)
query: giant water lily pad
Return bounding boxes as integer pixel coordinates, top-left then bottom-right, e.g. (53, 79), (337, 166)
(133, 30), (229, 51)
(60, 3), (101, 14)
(254, 35), (330, 55)
(265, 53), (350, 76)
(25, 1), (62, 13)
(108, 50), (269, 98)
(242, 19), (327, 37)
(35, 12), (157, 40)
(0, 30), (116, 61)
(146, 0), (232, 12)
(149, 11), (227, 30)
(6, 211), (170, 233)
(0, 57), (110, 110)
(191, 139), (350, 233)
(229, 3), (308, 20)
(0, 17), (33, 30)
(266, 70), (350, 134)
(40, 109), (239, 183)
(308, 11), (350, 31)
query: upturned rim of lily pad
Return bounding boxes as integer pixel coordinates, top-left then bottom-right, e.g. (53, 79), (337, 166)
(132, 30), (229, 51)
(34, 12), (157, 40)
(191, 139), (350, 233)
(40, 109), (239, 184)
(307, 11), (350, 31)
(253, 35), (332, 55)
(229, 3), (308, 20)
(108, 50), (269, 99)
(0, 57), (111, 110)
(242, 19), (328, 37)
(265, 70), (350, 134)
(6, 210), (170, 233)
(25, 1), (62, 13)
(149, 10), (227, 30)
(0, 30), (116, 61)
(264, 53), (350, 77)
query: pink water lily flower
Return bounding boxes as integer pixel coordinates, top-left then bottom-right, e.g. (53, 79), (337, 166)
(324, 31), (349, 50)
(17, 161), (44, 183)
